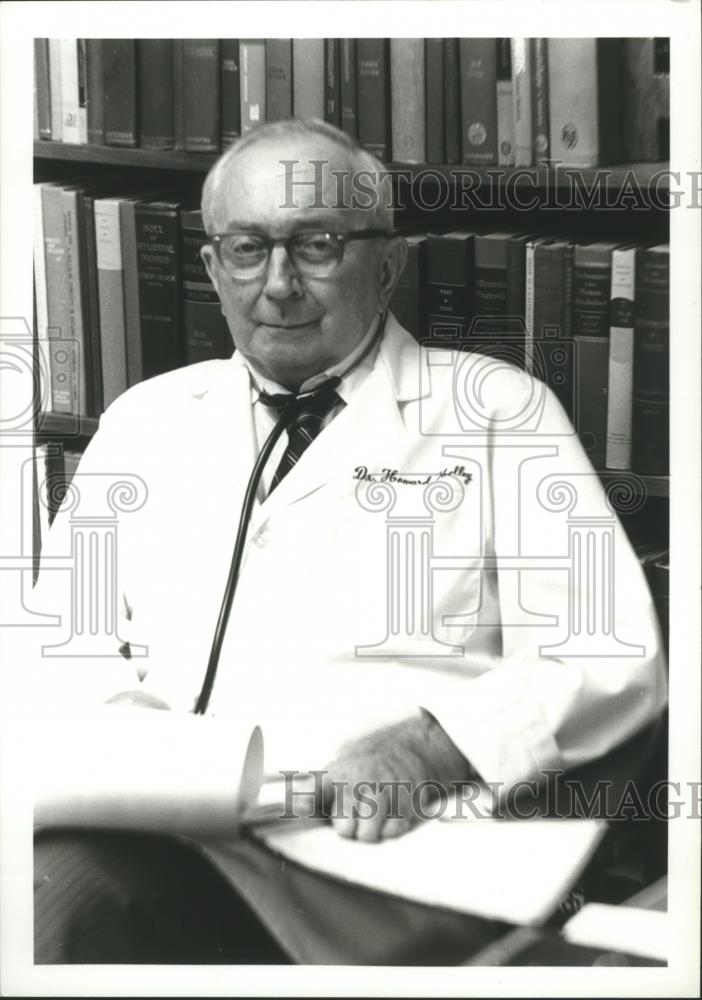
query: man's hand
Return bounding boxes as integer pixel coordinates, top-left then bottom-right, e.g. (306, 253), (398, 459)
(323, 710), (473, 842)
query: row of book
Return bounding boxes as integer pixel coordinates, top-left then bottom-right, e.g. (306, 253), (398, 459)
(390, 233), (669, 477)
(34, 37), (670, 167)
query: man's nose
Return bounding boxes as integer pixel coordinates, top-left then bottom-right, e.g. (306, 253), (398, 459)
(262, 245), (303, 300)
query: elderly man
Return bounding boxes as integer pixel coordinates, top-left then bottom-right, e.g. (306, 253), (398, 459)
(31, 119), (665, 965)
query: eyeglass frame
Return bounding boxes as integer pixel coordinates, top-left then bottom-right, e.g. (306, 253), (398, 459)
(206, 228), (394, 280)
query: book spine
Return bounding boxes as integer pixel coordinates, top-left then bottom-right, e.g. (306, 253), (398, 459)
(42, 184), (73, 412)
(79, 193), (104, 416)
(524, 240), (536, 371)
(63, 189), (88, 414)
(572, 246), (613, 338)
(496, 38), (514, 166)
(138, 40), (175, 150)
(390, 39), (426, 163)
(622, 38), (670, 162)
(120, 199), (143, 387)
(33, 184), (52, 411)
(48, 38), (63, 142)
(606, 246), (637, 470)
(632, 247), (669, 476)
(85, 39), (104, 145)
(425, 39), (445, 164)
(183, 40), (220, 152)
(221, 40), (241, 146)
(292, 38), (325, 119)
(240, 39), (266, 134)
(459, 38), (498, 166)
(506, 234), (530, 320)
(35, 39), (52, 139)
(357, 38), (390, 161)
(474, 237), (508, 316)
(94, 199), (128, 409)
(532, 241), (575, 418)
(443, 39), (461, 164)
(510, 38), (532, 166)
(426, 235), (475, 338)
(389, 237), (426, 341)
(173, 40), (185, 150)
(324, 38), (341, 127)
(134, 203), (182, 380)
(103, 39), (138, 147)
(180, 209), (232, 365)
(265, 38), (293, 122)
(340, 38), (358, 139)
(530, 38), (550, 162)
(575, 335), (609, 469)
(59, 40), (82, 144)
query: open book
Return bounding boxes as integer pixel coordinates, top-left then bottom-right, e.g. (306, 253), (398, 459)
(32, 706), (607, 926)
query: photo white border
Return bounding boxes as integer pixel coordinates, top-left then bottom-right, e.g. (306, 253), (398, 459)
(1, 1), (699, 996)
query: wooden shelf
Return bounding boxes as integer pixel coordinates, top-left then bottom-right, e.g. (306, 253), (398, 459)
(596, 470), (669, 499)
(34, 142), (670, 190)
(37, 411), (100, 438)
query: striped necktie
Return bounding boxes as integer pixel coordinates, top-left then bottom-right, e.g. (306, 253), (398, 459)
(259, 380), (341, 496)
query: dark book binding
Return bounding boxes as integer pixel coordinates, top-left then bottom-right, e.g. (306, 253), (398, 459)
(426, 232), (476, 338)
(221, 40), (241, 146)
(181, 209), (233, 365)
(138, 40), (175, 150)
(340, 38), (358, 139)
(103, 40), (138, 147)
(572, 242), (620, 339)
(357, 38), (390, 161)
(265, 39), (293, 122)
(85, 39), (104, 145)
(575, 335), (609, 469)
(182, 40), (221, 152)
(632, 245), (669, 476)
(35, 38), (52, 139)
(325, 39), (341, 127)
(443, 39), (461, 164)
(79, 192), (103, 415)
(532, 240), (575, 419)
(425, 38), (445, 164)
(530, 38), (550, 161)
(134, 201), (183, 380)
(459, 38), (498, 166)
(389, 235), (427, 341)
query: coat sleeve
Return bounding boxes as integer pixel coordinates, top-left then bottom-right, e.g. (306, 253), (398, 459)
(422, 371), (667, 793)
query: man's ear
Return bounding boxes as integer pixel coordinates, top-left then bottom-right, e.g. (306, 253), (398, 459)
(377, 236), (408, 312)
(200, 244), (222, 297)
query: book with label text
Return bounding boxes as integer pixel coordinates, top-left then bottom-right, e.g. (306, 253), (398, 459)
(357, 38), (391, 161)
(390, 38), (426, 163)
(265, 39), (293, 122)
(240, 39), (266, 135)
(632, 244), (669, 476)
(138, 40), (175, 150)
(221, 39), (241, 146)
(606, 245), (640, 470)
(103, 39), (138, 147)
(459, 38), (498, 166)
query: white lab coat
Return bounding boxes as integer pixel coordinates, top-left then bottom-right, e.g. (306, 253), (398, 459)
(31, 314), (666, 789)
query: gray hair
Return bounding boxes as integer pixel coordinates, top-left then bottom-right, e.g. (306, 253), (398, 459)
(201, 117), (395, 234)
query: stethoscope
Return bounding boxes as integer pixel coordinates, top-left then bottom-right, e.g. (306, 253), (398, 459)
(194, 311), (388, 714)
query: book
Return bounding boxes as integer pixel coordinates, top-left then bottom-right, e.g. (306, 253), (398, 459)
(182, 40), (220, 153)
(173, 40), (185, 150)
(506, 231), (537, 325)
(85, 38), (104, 145)
(79, 191), (104, 416)
(622, 38), (670, 162)
(34, 38), (52, 140)
(33, 708), (607, 928)
(443, 39), (461, 165)
(390, 39), (426, 163)
(575, 335), (609, 469)
(62, 187), (89, 414)
(606, 245), (639, 470)
(572, 241), (622, 340)
(265, 38), (293, 122)
(548, 39), (623, 167)
(292, 38), (325, 119)
(425, 38), (445, 164)
(134, 200), (183, 380)
(324, 38), (341, 127)
(58, 39), (86, 144)
(389, 234), (427, 341)
(459, 38), (498, 166)
(180, 209), (233, 365)
(496, 38), (514, 167)
(103, 39), (138, 147)
(357, 38), (391, 161)
(33, 184), (52, 413)
(632, 244), (669, 476)
(527, 238), (575, 420)
(339, 38), (358, 139)
(240, 39), (266, 134)
(48, 38), (63, 142)
(426, 232), (476, 340)
(510, 38), (531, 166)
(530, 38), (549, 162)
(120, 196), (145, 388)
(474, 232), (528, 367)
(138, 40), (175, 150)
(94, 197), (129, 409)
(221, 39), (241, 147)
(41, 183), (75, 413)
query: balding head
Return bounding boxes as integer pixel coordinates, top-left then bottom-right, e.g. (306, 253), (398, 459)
(201, 118), (394, 235)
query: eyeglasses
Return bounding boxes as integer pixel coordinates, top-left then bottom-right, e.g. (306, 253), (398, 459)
(207, 229), (392, 280)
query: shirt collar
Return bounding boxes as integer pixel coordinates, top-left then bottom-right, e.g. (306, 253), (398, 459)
(235, 315), (382, 406)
